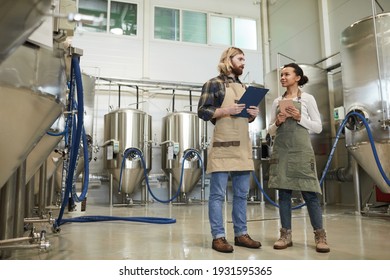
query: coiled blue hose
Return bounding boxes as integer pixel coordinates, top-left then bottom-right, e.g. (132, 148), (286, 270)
(119, 147), (205, 204)
(252, 111), (390, 209)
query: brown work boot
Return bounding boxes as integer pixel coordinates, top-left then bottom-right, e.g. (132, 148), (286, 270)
(273, 228), (293, 249)
(212, 237), (234, 253)
(314, 229), (330, 253)
(234, 234), (261, 248)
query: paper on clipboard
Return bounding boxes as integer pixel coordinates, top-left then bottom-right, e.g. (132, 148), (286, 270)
(278, 99), (294, 117)
(232, 86), (269, 118)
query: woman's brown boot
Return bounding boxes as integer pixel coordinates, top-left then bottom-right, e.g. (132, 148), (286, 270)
(314, 229), (330, 253)
(273, 228), (292, 249)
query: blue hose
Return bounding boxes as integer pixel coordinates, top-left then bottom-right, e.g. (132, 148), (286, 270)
(54, 55), (87, 229)
(119, 147), (205, 204)
(47, 129), (67, 137)
(57, 215), (176, 226)
(252, 111), (390, 209)
(71, 126), (90, 203)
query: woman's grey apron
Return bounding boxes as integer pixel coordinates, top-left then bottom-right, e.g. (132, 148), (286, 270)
(206, 82), (254, 173)
(268, 101), (321, 194)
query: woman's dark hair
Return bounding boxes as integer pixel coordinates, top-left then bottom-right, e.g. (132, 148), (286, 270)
(283, 63), (308, 86)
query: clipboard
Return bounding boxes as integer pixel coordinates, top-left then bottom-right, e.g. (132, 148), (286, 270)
(232, 86), (269, 118)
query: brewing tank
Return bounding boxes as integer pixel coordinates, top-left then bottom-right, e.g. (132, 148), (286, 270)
(340, 12), (390, 193)
(265, 64), (332, 177)
(249, 92), (267, 191)
(0, 44), (66, 189)
(161, 111), (204, 197)
(104, 108), (152, 195)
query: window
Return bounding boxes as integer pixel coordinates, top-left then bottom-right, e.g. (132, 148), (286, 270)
(154, 7), (180, 41)
(209, 15), (232, 46)
(153, 7), (257, 50)
(154, 7), (207, 44)
(182, 11), (207, 44)
(234, 18), (257, 50)
(110, 1), (137, 35)
(78, 0), (137, 36)
(78, 0), (108, 33)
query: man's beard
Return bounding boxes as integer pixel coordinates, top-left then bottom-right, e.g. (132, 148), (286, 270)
(231, 66), (243, 76)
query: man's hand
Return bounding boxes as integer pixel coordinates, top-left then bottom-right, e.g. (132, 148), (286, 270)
(247, 106), (259, 118)
(225, 103), (246, 115)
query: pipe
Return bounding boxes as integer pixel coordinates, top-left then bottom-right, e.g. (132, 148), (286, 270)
(14, 161), (26, 238)
(38, 161), (47, 217)
(0, 236), (34, 245)
(325, 152), (353, 182)
(172, 89), (175, 112)
(189, 90), (192, 112)
(118, 85), (121, 108)
(136, 85), (139, 109)
(352, 157), (361, 215)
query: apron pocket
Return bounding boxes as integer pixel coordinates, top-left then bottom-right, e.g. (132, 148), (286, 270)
(286, 150), (317, 180)
(212, 124), (240, 159)
(212, 145), (241, 158)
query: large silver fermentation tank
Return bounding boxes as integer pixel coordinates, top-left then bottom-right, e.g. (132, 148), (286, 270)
(340, 12), (390, 194)
(161, 111), (204, 201)
(104, 108), (152, 196)
(0, 45), (66, 189)
(249, 93), (267, 192)
(265, 64), (332, 178)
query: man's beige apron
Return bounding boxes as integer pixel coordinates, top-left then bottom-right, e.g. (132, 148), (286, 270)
(268, 101), (322, 193)
(206, 82), (254, 173)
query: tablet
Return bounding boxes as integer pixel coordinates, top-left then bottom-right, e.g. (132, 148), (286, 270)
(232, 86), (269, 118)
(278, 99), (294, 117)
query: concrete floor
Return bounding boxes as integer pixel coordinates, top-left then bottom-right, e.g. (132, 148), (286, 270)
(2, 186), (390, 261)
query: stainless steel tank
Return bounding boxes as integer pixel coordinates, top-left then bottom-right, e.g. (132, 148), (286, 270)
(265, 64), (332, 177)
(0, 0), (52, 63)
(0, 44), (66, 189)
(340, 12), (390, 194)
(104, 108), (152, 195)
(161, 111), (204, 198)
(249, 92), (267, 191)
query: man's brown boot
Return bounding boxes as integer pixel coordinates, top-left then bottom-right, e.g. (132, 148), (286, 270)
(314, 229), (330, 253)
(234, 234), (261, 248)
(273, 228), (293, 249)
(212, 237), (234, 253)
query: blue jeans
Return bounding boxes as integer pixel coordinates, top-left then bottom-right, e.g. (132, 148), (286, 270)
(209, 171), (250, 239)
(278, 189), (323, 230)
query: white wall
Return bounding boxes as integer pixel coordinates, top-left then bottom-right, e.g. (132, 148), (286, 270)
(268, 0), (322, 68)
(72, 0), (264, 184)
(267, 0), (390, 70)
(72, 0), (264, 85)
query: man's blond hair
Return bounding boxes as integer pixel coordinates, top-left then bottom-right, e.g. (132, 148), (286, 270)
(217, 47), (244, 75)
